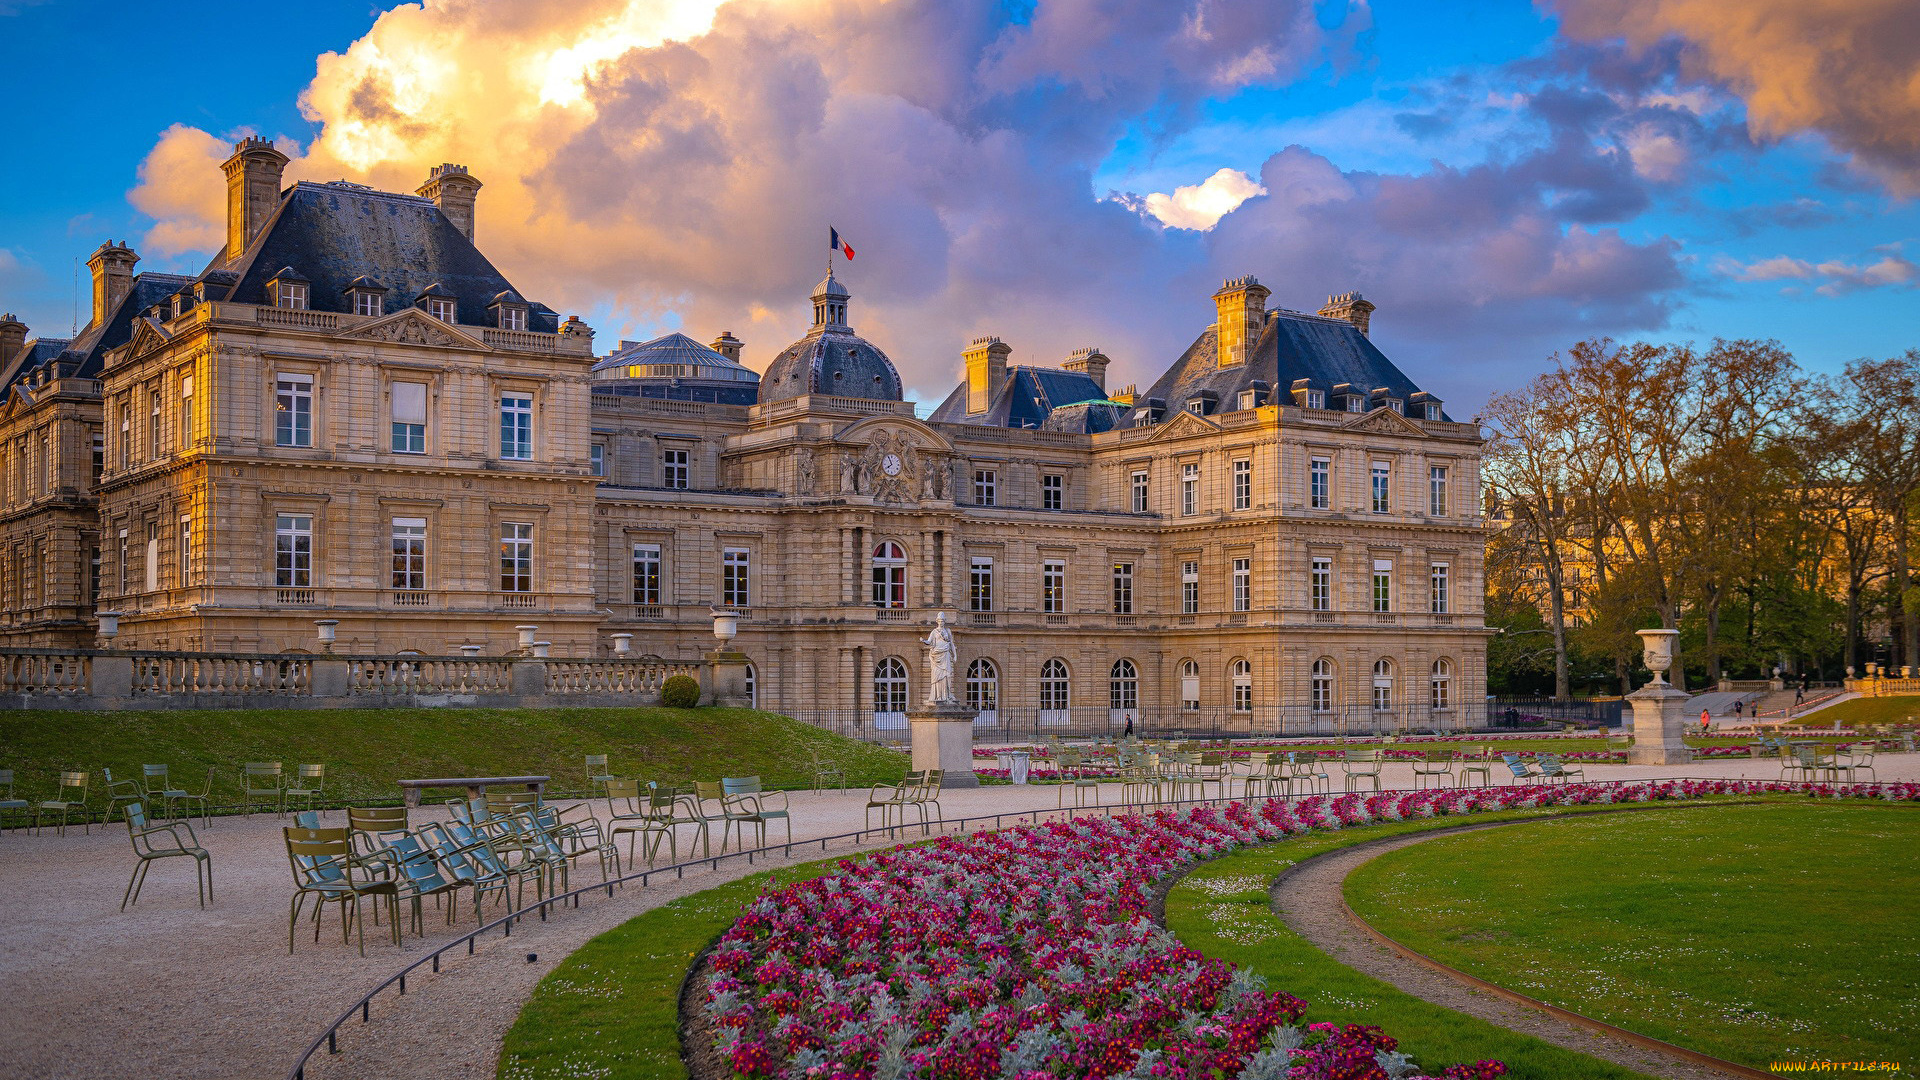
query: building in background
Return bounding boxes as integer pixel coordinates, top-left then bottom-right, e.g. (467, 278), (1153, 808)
(0, 141), (1489, 733)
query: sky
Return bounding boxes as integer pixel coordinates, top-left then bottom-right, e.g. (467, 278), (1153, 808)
(1, 0), (1916, 414)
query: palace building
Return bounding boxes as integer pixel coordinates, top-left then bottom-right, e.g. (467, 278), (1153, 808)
(0, 140), (1489, 733)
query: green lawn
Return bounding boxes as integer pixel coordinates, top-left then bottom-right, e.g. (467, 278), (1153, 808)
(0, 706), (906, 810)
(1166, 809), (1664, 1080)
(499, 857), (845, 1080)
(1799, 695), (1920, 728)
(1346, 803), (1920, 1075)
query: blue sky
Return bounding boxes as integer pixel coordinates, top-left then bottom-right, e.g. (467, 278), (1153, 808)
(2, 0), (1915, 410)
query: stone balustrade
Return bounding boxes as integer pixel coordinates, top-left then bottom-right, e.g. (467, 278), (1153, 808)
(0, 648), (738, 711)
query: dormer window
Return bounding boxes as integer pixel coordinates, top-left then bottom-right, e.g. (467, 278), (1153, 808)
(488, 289), (531, 332)
(344, 277), (388, 319)
(1346, 395), (1365, 412)
(1238, 390), (1258, 411)
(1187, 400), (1206, 416)
(1424, 402), (1442, 421)
(1306, 389), (1326, 410)
(1387, 399), (1403, 414)
(499, 307), (526, 331)
(265, 267), (310, 310)
(427, 298), (455, 323)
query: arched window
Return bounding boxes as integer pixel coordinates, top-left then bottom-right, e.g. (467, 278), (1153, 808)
(1232, 659), (1252, 713)
(1180, 659), (1201, 711)
(870, 541), (906, 608)
(1040, 658), (1071, 712)
(1430, 658), (1452, 709)
(1109, 659), (1138, 711)
(1311, 658), (1334, 713)
(1372, 659), (1395, 711)
(874, 657), (908, 716)
(966, 658), (999, 715)
(744, 662), (757, 709)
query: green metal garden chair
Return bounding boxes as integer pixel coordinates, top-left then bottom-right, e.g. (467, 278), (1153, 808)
(1054, 751), (1102, 807)
(585, 754), (615, 797)
(283, 826), (401, 956)
(161, 766), (215, 827)
(1833, 745), (1876, 782)
(242, 762), (284, 816)
(1500, 753), (1543, 784)
(1410, 749), (1455, 790)
(35, 770), (91, 835)
(1241, 752), (1289, 800)
(102, 767), (143, 819)
(0, 770), (28, 834)
(285, 764), (326, 816)
(1287, 752), (1331, 795)
(865, 771), (923, 831)
(1341, 749), (1383, 793)
(121, 801), (213, 911)
(721, 776), (792, 848)
(1535, 753), (1585, 784)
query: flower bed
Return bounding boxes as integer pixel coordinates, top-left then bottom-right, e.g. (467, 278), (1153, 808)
(701, 780), (1918, 1079)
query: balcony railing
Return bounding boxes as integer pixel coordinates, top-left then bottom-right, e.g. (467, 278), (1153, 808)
(254, 307), (340, 331)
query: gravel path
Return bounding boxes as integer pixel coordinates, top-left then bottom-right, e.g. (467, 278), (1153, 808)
(1269, 816), (1739, 1080)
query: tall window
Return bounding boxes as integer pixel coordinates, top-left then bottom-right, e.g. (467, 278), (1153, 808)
(1309, 456), (1329, 509)
(1429, 464), (1449, 515)
(1373, 559), (1393, 612)
(721, 548), (751, 607)
(275, 374), (312, 448)
(1371, 461), (1391, 514)
(1430, 659), (1453, 709)
(662, 448), (690, 489)
(1111, 562), (1134, 614)
(91, 427), (103, 481)
(632, 544), (661, 605)
(1181, 559), (1199, 614)
(1180, 462), (1199, 515)
(426, 297), (456, 323)
(1130, 470), (1149, 513)
(1310, 557), (1332, 611)
(1372, 659), (1395, 711)
(1311, 659), (1334, 712)
(499, 394), (533, 460)
(973, 469), (997, 506)
(40, 430), (50, 493)
(1181, 659), (1200, 711)
(391, 382), (428, 454)
(1109, 659), (1138, 711)
(1039, 658), (1070, 712)
(1232, 557), (1252, 612)
(390, 518), (426, 590)
(966, 659), (998, 714)
(969, 556), (994, 611)
(590, 443), (606, 477)
(149, 388), (161, 458)
(118, 402), (130, 468)
(1232, 459), (1251, 510)
(145, 523), (160, 592)
(871, 541), (906, 608)
(499, 522), (533, 592)
(117, 529), (128, 595)
(1232, 659), (1252, 713)
(275, 514), (312, 588)
(1041, 473), (1063, 510)
(873, 658), (908, 715)
(1041, 559), (1066, 614)
(177, 516), (192, 587)
(1430, 563), (1450, 614)
(179, 374), (194, 448)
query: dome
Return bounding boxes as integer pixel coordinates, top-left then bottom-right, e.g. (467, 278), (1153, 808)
(756, 269), (903, 404)
(591, 332), (758, 385)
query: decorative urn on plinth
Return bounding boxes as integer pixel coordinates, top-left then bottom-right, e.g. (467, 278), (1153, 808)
(703, 609), (753, 707)
(1627, 628), (1693, 765)
(907, 612), (980, 788)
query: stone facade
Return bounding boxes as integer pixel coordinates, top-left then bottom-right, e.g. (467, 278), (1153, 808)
(0, 142), (1490, 734)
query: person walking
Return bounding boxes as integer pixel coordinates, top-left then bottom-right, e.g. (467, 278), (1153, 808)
(1700, 707), (1711, 734)
(1124, 713), (1135, 738)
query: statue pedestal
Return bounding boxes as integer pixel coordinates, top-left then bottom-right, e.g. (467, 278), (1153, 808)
(908, 701), (979, 788)
(703, 648), (754, 708)
(1626, 682), (1692, 765)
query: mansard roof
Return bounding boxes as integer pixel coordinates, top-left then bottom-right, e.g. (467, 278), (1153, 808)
(0, 272), (190, 396)
(925, 365), (1115, 430)
(1144, 309), (1446, 419)
(205, 181), (557, 332)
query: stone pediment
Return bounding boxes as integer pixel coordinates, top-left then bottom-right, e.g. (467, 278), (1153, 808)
(336, 308), (489, 351)
(125, 317), (171, 359)
(1341, 407), (1427, 437)
(1146, 408), (1220, 441)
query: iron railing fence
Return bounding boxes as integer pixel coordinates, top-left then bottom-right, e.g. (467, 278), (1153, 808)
(789, 702), (1492, 745)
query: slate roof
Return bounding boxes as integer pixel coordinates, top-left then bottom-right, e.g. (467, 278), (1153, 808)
(1142, 310), (1446, 419)
(592, 332), (758, 383)
(204, 181), (558, 332)
(0, 272), (191, 398)
(926, 366), (1114, 430)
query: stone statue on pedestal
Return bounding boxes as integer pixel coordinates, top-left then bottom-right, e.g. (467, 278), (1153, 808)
(921, 611), (956, 704)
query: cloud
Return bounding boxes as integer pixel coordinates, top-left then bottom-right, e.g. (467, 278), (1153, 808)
(1548, 0), (1920, 194)
(1716, 248), (1916, 294)
(126, 0), (1686, 410)
(1126, 167), (1267, 230)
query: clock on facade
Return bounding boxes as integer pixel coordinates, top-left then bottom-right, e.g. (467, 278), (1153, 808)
(881, 453), (902, 476)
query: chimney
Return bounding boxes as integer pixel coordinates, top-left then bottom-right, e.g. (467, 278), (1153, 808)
(0, 313), (25, 363)
(1212, 276), (1269, 368)
(221, 136), (289, 263)
(1318, 291), (1375, 337)
(963, 336), (1012, 415)
(710, 330), (744, 364)
(86, 242), (139, 328)
(1061, 347), (1109, 393)
(1110, 383), (1137, 407)
(418, 164), (483, 243)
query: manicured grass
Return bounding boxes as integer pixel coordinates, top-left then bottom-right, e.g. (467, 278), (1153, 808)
(498, 857), (845, 1080)
(1799, 695), (1920, 728)
(1166, 808), (1662, 1080)
(0, 706), (907, 809)
(1346, 803), (1920, 1075)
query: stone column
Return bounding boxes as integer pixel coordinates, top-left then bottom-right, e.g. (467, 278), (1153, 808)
(908, 701), (980, 788)
(1627, 628), (1691, 765)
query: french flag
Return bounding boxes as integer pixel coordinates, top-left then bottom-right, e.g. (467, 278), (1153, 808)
(831, 227), (855, 260)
